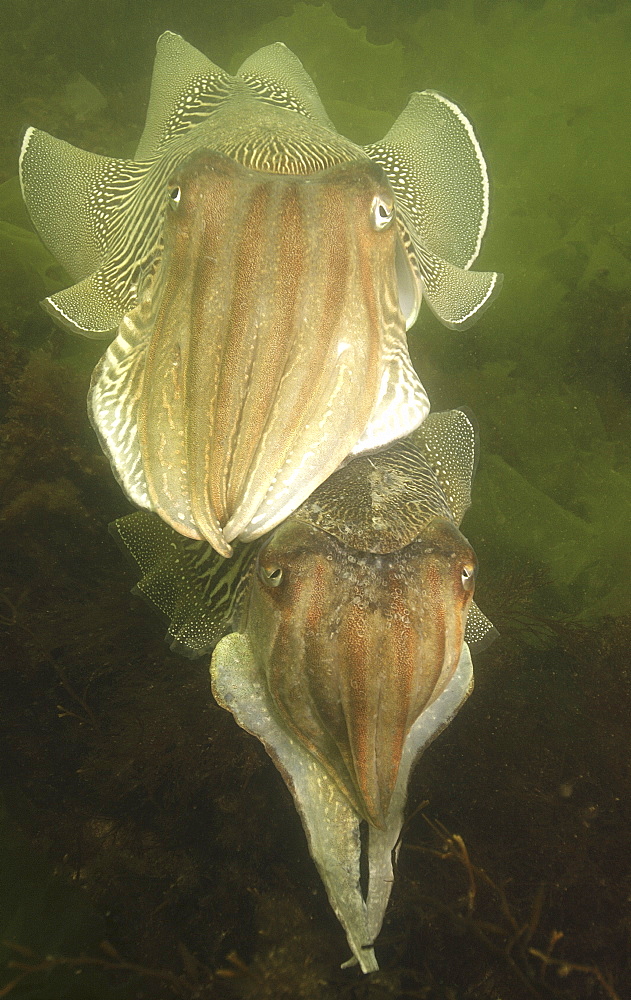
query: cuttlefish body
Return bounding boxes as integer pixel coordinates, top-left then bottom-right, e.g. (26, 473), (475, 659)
(20, 32), (501, 557)
(112, 409), (496, 971)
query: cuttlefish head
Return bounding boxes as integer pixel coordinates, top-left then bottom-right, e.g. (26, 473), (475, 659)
(244, 513), (477, 828)
(136, 146), (420, 557)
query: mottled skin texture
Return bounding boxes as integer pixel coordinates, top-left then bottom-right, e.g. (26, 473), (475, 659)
(244, 514), (476, 828)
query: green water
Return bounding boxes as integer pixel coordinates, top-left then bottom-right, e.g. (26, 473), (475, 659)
(0, 2), (629, 997)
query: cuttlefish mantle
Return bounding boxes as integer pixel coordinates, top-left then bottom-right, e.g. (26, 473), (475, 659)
(20, 32), (501, 558)
(112, 410), (497, 970)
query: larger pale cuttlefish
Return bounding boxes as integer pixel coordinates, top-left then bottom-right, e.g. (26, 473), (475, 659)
(20, 32), (501, 557)
(111, 409), (496, 971)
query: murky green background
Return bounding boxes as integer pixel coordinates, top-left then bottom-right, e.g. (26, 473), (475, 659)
(1, 1), (629, 997)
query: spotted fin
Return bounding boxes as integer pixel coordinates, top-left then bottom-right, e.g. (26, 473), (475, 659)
(407, 245), (501, 330)
(415, 408), (478, 524)
(110, 510), (256, 656)
(365, 90), (502, 329)
(415, 410), (496, 648)
(465, 602), (498, 650)
(135, 32), (232, 159)
(227, 41), (336, 127)
(297, 408), (477, 553)
(19, 127), (154, 337)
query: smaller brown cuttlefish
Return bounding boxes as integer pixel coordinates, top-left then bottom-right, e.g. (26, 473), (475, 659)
(112, 409), (496, 971)
(21, 32), (501, 558)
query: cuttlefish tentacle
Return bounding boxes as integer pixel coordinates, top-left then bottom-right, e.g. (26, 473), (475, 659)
(111, 410), (497, 969)
(20, 33), (501, 554)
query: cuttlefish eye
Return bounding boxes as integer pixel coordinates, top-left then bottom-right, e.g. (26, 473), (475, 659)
(168, 186), (181, 209)
(371, 194), (394, 231)
(461, 562), (477, 592)
(259, 563), (283, 587)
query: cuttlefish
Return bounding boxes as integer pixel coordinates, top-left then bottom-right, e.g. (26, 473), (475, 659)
(20, 32), (501, 557)
(112, 408), (496, 971)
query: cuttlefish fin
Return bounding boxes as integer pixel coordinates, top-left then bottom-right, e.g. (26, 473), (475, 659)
(465, 602), (499, 651)
(236, 42), (335, 127)
(410, 246), (501, 330)
(110, 510), (256, 656)
(19, 127), (152, 336)
(365, 90), (502, 329)
(366, 90), (490, 269)
(211, 631), (474, 972)
(19, 129), (107, 282)
(415, 409), (478, 524)
(43, 272), (131, 338)
(414, 411), (499, 650)
(136, 35), (334, 162)
(135, 32), (232, 159)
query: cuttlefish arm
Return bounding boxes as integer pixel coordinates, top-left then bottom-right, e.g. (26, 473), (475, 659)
(112, 410), (496, 970)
